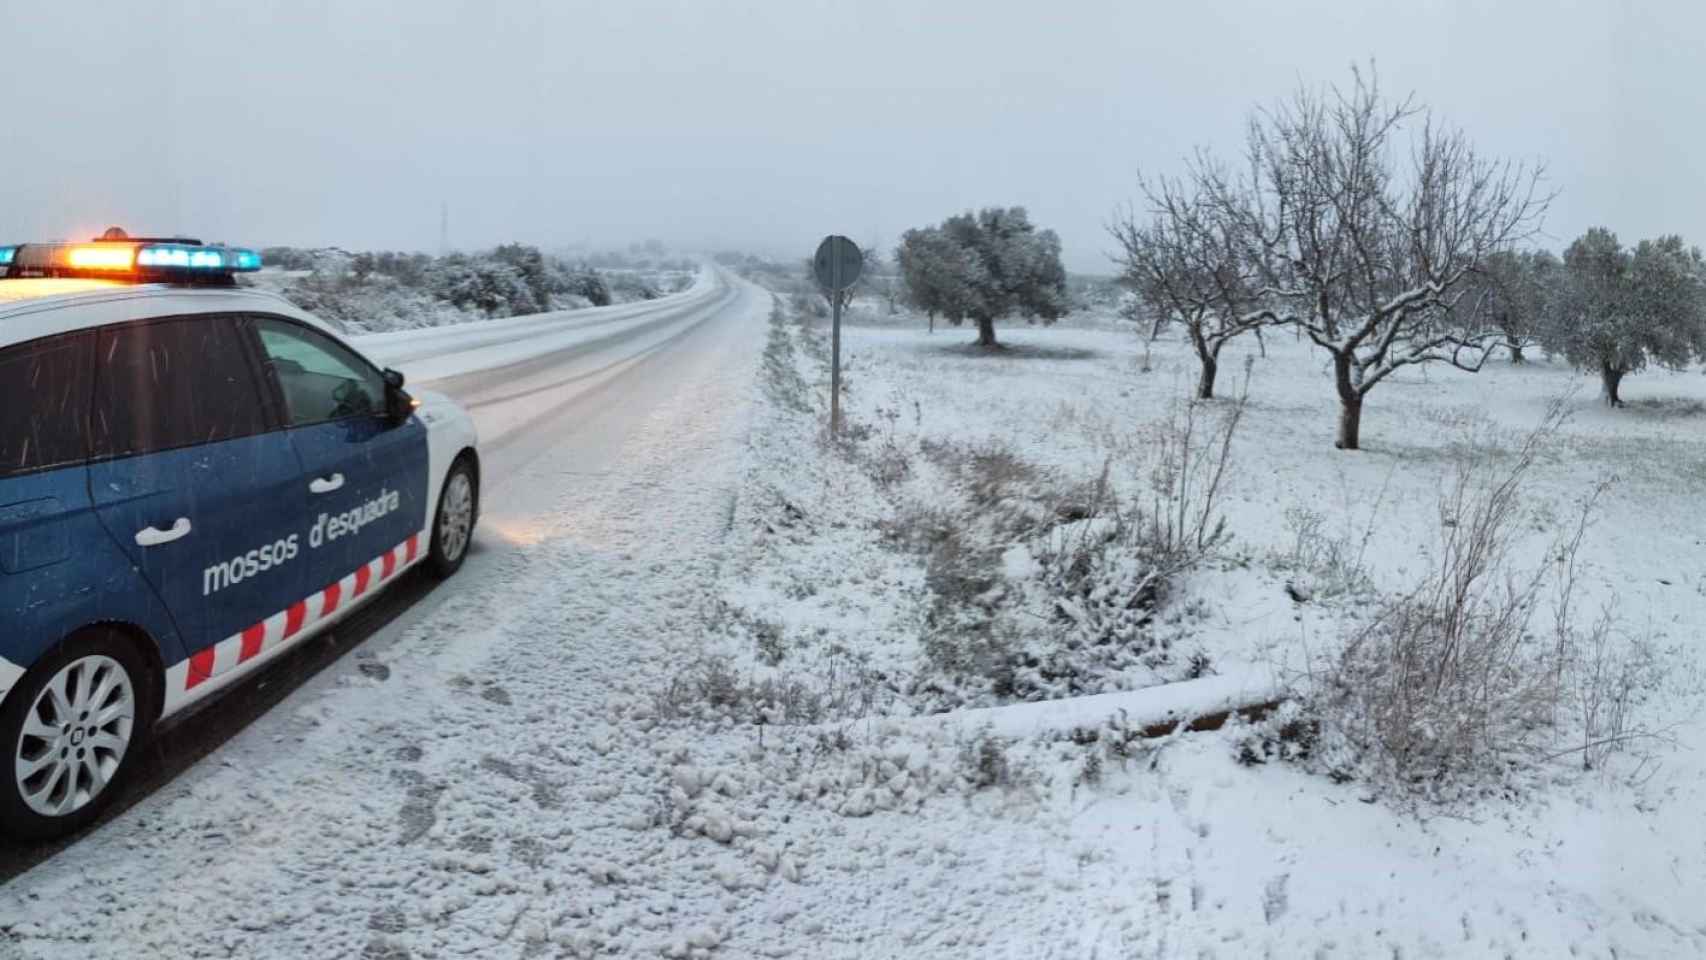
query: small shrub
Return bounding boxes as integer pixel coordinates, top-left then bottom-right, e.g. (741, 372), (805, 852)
(1271, 493), (1384, 600)
(754, 619), (787, 667)
(843, 402), (914, 488)
(655, 649), (883, 728)
(1300, 403), (1657, 801)
(695, 657), (743, 711)
(1232, 701), (1319, 767)
(922, 526), (1001, 608)
(1566, 603), (1662, 771)
(898, 393), (1247, 707)
(1134, 393), (1245, 560)
(965, 444), (1040, 507)
(1075, 749), (1105, 788)
(920, 438), (1043, 510)
(958, 733), (1015, 790)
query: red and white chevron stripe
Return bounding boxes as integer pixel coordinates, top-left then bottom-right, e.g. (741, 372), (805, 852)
(164, 531), (425, 714)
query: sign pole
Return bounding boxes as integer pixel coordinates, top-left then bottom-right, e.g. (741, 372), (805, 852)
(812, 235), (861, 439)
(830, 259), (842, 436)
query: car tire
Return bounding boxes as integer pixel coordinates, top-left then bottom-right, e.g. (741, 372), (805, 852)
(0, 629), (155, 840)
(428, 456), (478, 579)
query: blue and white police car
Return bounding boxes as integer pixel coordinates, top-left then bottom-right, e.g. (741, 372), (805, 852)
(0, 230), (480, 838)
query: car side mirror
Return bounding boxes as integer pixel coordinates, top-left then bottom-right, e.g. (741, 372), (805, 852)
(383, 368), (414, 425)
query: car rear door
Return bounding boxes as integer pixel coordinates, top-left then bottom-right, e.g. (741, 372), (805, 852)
(87, 315), (309, 688)
(250, 316), (429, 602)
(0, 332), (185, 675)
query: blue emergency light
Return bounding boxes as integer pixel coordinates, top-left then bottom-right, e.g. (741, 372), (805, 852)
(137, 245), (227, 270)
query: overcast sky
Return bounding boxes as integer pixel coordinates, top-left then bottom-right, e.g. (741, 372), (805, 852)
(4, 1), (1701, 272)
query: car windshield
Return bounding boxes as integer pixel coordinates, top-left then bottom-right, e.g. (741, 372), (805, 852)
(3, 4), (1702, 958)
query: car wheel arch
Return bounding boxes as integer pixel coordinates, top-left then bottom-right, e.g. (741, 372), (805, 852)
(75, 620), (165, 727)
(454, 447), (480, 519)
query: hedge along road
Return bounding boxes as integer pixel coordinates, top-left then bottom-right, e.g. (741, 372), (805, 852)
(0, 265), (762, 882)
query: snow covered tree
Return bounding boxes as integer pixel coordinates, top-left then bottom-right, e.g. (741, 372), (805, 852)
(491, 243), (553, 313)
(608, 270), (662, 302)
(1543, 228), (1706, 405)
(1109, 168), (1267, 399)
(894, 226), (972, 332)
(551, 262), (611, 306)
(928, 207), (1068, 347)
(430, 254), (537, 317)
(1209, 66), (1549, 449)
(1465, 249), (1560, 365)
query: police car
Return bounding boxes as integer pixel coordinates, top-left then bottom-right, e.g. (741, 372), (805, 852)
(0, 230), (479, 839)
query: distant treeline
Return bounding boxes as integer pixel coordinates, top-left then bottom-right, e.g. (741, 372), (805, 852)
(255, 244), (695, 333)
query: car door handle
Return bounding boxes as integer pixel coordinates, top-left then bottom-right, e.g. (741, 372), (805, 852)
(135, 518), (192, 547)
(309, 473), (346, 494)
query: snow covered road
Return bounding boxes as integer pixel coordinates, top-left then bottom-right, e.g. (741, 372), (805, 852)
(0, 268), (774, 957)
(355, 267), (720, 381)
(361, 267), (741, 486)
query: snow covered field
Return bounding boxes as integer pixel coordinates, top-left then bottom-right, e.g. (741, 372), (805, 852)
(677, 300), (1706, 957)
(4, 282), (1704, 958)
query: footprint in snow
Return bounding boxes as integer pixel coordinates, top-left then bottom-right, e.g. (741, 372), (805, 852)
(361, 938), (410, 960)
(1263, 873), (1290, 924)
(479, 756), (563, 809)
(396, 783), (446, 846)
(367, 907), (408, 934)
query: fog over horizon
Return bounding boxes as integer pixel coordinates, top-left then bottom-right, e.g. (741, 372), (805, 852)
(4, 0), (1702, 273)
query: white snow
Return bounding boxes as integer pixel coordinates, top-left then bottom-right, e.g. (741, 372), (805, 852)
(4, 290), (1705, 958)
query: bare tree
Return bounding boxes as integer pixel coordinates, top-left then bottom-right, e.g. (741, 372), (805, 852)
(1109, 164), (1268, 399)
(1215, 66), (1550, 449)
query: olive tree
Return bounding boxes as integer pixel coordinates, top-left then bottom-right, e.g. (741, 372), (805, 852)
(1465, 249), (1559, 365)
(1543, 228), (1706, 406)
(895, 226), (972, 332)
(898, 207), (1067, 347)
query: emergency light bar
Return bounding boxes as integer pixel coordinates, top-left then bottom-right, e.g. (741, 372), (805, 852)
(137, 244), (227, 269)
(67, 245), (137, 271)
(1, 232), (262, 282)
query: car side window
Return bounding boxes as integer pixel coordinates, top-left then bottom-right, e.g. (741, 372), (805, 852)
(91, 317), (271, 459)
(252, 317), (385, 426)
(0, 333), (94, 479)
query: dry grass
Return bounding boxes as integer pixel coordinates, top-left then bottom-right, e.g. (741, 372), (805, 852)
(1299, 398), (1667, 800)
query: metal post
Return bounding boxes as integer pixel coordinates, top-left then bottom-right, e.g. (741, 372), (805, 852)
(830, 259), (843, 436)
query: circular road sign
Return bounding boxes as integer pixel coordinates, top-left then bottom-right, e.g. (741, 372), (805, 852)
(813, 235), (863, 292)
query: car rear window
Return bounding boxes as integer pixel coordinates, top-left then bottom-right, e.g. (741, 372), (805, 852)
(0, 333), (94, 479)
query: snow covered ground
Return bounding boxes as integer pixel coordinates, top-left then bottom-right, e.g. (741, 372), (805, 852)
(3, 285), (1704, 958)
(672, 302), (1706, 957)
(0, 274), (772, 959)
